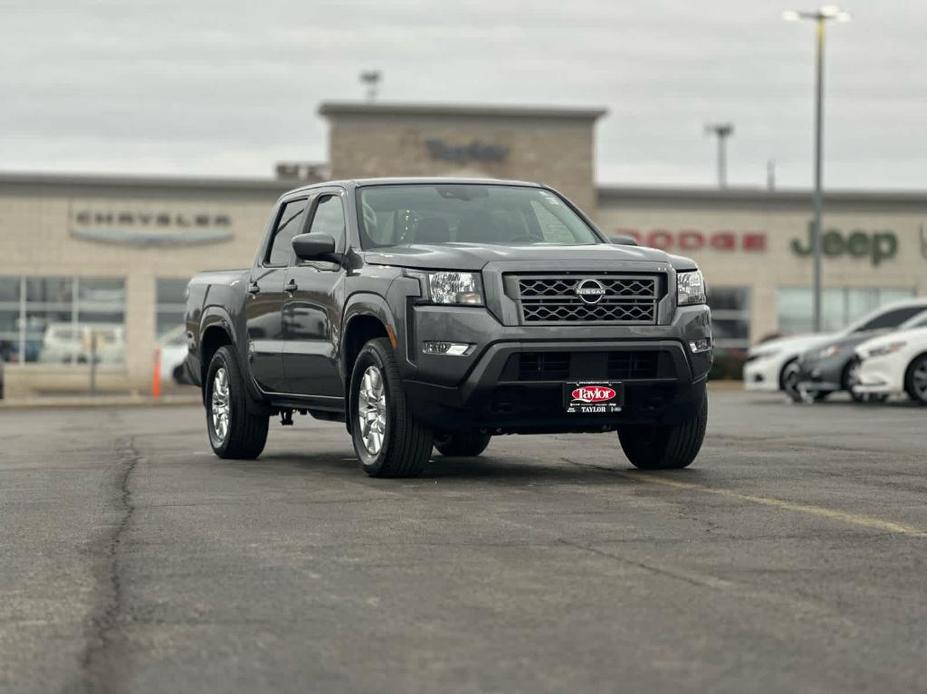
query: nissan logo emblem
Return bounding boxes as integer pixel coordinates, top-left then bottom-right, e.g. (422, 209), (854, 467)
(575, 279), (606, 304)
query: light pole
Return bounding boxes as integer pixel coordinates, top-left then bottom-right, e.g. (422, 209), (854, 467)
(705, 123), (734, 188)
(783, 5), (850, 332)
(360, 70), (382, 102)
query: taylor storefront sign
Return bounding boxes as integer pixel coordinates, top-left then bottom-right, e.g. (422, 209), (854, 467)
(70, 205), (233, 247)
(790, 223), (898, 266)
(614, 228), (767, 252)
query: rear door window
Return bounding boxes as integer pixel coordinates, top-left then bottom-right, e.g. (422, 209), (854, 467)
(266, 199), (309, 266)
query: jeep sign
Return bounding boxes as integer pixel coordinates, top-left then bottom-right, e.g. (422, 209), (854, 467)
(790, 223), (898, 266)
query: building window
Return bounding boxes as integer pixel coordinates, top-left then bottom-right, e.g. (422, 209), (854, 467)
(156, 279), (188, 340)
(777, 287), (915, 335)
(0, 276), (125, 365)
(709, 286), (751, 348)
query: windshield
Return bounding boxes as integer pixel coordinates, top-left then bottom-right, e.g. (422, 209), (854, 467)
(356, 184), (602, 249)
(901, 310), (927, 330)
(847, 304), (927, 334)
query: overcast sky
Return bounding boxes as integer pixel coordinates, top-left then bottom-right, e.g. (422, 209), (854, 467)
(2, 0), (925, 190)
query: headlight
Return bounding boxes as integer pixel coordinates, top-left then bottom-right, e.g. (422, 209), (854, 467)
(677, 270), (706, 306)
(420, 271), (484, 306)
(866, 341), (906, 358)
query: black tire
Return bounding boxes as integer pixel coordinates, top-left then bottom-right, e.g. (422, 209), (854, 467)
(434, 431), (492, 457)
(618, 394), (707, 470)
(349, 337), (433, 477)
(205, 345), (269, 459)
(781, 359), (804, 403)
(904, 354), (927, 405)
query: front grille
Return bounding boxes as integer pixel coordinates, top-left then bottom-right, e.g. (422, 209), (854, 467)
(514, 274), (659, 324)
(517, 352), (571, 381)
(503, 350), (666, 382)
(607, 351), (659, 379)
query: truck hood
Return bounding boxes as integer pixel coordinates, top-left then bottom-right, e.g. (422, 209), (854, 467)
(361, 242), (683, 271)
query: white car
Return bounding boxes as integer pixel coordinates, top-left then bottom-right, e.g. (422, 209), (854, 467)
(744, 298), (927, 398)
(39, 322), (125, 365)
(158, 325), (192, 384)
(853, 325), (927, 404)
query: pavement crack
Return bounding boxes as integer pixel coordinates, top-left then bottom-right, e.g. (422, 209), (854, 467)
(556, 537), (736, 590)
(73, 437), (141, 694)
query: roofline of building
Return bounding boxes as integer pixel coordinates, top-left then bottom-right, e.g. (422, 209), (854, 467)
(0, 171), (295, 194)
(2, 172), (927, 208)
(596, 184), (927, 208)
(318, 101), (608, 121)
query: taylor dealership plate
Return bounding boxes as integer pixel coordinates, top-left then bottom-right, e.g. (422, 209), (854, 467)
(563, 382), (624, 414)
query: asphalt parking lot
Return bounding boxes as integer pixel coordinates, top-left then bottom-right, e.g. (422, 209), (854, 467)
(1, 389), (925, 693)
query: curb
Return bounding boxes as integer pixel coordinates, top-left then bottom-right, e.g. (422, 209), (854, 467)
(0, 395), (201, 410)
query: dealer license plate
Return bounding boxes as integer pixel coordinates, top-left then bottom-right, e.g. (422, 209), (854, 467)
(563, 382), (624, 415)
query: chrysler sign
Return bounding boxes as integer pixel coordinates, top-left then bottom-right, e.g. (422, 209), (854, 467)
(70, 208), (233, 247)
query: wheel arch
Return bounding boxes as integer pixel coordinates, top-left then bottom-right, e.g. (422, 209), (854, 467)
(903, 351), (927, 402)
(778, 356), (800, 391)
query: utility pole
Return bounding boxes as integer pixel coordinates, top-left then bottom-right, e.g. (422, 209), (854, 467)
(783, 5), (850, 332)
(360, 71), (382, 102)
(767, 160), (777, 191)
(705, 123), (734, 188)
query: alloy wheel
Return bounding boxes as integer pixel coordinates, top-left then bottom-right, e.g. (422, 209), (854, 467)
(358, 365), (387, 455)
(211, 367), (230, 442)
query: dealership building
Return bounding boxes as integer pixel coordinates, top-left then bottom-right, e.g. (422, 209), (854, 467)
(1, 101), (925, 397)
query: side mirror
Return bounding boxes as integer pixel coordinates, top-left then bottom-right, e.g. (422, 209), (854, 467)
(610, 235), (639, 246)
(292, 233), (337, 261)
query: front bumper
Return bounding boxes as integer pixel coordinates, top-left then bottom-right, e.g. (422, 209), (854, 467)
(399, 303), (711, 433)
(743, 357), (783, 392)
(795, 352), (852, 394)
(853, 356), (905, 395)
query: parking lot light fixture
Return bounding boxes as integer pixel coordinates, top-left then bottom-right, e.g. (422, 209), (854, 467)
(782, 5), (850, 333)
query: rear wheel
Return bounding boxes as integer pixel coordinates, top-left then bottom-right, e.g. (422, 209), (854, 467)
(904, 354), (927, 404)
(434, 431), (492, 457)
(618, 394), (707, 470)
(350, 337), (433, 477)
(205, 346), (269, 459)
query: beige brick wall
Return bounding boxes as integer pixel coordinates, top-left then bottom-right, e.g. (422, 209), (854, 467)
(327, 113), (599, 215)
(0, 188), (279, 393)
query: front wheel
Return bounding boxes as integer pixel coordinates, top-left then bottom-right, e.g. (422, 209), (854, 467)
(434, 431), (492, 457)
(781, 360), (804, 403)
(205, 345), (269, 459)
(904, 354), (927, 404)
(618, 395), (707, 470)
(349, 337), (433, 477)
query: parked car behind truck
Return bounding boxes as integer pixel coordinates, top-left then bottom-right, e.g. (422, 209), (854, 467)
(744, 299), (927, 401)
(854, 324), (927, 404)
(792, 304), (927, 403)
(184, 178), (712, 477)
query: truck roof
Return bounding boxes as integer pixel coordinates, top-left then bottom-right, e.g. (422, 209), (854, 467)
(281, 177), (544, 197)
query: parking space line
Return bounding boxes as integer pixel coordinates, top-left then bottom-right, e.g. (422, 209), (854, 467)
(622, 472), (927, 537)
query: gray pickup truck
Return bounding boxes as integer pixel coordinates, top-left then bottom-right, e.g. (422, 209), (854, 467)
(184, 178), (712, 477)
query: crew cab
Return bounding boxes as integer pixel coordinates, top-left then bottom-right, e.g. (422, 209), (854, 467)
(183, 178), (712, 477)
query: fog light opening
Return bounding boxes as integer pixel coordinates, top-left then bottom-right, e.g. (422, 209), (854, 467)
(422, 341), (473, 356)
(689, 338), (712, 354)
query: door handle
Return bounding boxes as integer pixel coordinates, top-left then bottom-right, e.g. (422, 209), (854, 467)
(247, 282), (261, 295)
(285, 279), (298, 293)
